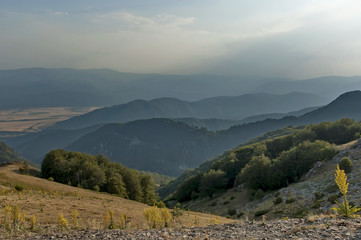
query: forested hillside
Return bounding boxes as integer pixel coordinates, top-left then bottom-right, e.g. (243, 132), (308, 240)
(41, 149), (158, 205)
(169, 119), (361, 202)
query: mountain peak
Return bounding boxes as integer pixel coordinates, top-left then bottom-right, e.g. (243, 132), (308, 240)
(332, 90), (361, 103)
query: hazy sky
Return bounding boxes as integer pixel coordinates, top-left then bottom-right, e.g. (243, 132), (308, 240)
(1, 0), (361, 79)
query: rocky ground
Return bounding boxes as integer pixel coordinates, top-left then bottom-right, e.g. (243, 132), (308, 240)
(16, 217), (361, 240)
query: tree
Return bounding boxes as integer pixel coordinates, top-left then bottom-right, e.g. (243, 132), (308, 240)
(199, 169), (228, 197)
(339, 157), (352, 173)
(141, 175), (158, 205)
(237, 154), (271, 190)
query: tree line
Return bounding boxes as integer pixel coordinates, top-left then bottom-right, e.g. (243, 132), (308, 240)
(173, 119), (361, 202)
(41, 149), (157, 205)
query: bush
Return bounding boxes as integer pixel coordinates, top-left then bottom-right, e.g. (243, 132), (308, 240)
(314, 192), (324, 200)
(228, 209), (236, 216)
(285, 198), (295, 204)
(273, 197), (283, 205)
(328, 194), (340, 204)
(312, 199), (323, 209)
(294, 208), (307, 218)
(324, 184), (339, 193)
(254, 209), (270, 217)
(237, 212), (244, 218)
(230, 196), (235, 200)
(210, 202), (217, 207)
(172, 204), (183, 218)
(14, 184), (24, 192)
(339, 157), (353, 173)
(156, 201), (166, 208)
(223, 200), (230, 205)
(143, 206), (162, 228)
(19, 161), (30, 175)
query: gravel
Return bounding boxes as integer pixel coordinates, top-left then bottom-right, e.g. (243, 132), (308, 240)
(19, 217), (361, 240)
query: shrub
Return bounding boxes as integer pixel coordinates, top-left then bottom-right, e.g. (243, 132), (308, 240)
(119, 214), (127, 230)
(236, 212), (244, 218)
(230, 196), (235, 200)
(93, 185), (100, 192)
(14, 184), (24, 192)
(58, 214), (68, 230)
(160, 208), (172, 227)
(331, 165), (360, 218)
(274, 197), (283, 205)
(156, 201), (166, 208)
(143, 206), (162, 228)
(328, 194), (340, 204)
(254, 189), (266, 200)
(254, 209), (270, 217)
(339, 157), (353, 173)
(19, 161), (30, 175)
(228, 209), (236, 216)
(294, 208), (307, 218)
(312, 199), (323, 209)
(172, 204), (184, 218)
(285, 198), (295, 204)
(210, 202), (217, 207)
(71, 210), (80, 228)
(314, 192), (324, 200)
(325, 183), (339, 193)
(223, 200), (230, 205)
(29, 215), (36, 231)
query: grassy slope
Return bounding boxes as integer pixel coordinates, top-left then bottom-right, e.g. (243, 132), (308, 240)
(181, 140), (361, 219)
(0, 164), (231, 233)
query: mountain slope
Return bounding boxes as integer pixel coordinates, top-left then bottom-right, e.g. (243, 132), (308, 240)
(51, 92), (326, 130)
(66, 119), (223, 177)
(0, 141), (24, 164)
(5, 125), (102, 163)
(300, 90), (361, 122)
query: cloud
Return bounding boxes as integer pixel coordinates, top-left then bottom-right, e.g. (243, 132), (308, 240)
(1, 1), (361, 78)
(96, 12), (196, 34)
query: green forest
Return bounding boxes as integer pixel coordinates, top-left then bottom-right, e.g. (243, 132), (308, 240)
(173, 119), (361, 202)
(41, 149), (158, 205)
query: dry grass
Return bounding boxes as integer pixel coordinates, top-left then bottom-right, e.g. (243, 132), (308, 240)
(0, 107), (97, 133)
(0, 164), (231, 235)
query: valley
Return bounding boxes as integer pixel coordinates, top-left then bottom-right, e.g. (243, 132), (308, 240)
(0, 107), (97, 138)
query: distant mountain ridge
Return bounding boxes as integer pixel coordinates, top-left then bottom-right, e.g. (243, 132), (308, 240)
(254, 76), (361, 100)
(51, 92), (326, 130)
(2, 68), (361, 110)
(0, 68), (274, 109)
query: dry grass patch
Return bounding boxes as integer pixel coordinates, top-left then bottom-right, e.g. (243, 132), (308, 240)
(0, 164), (230, 238)
(0, 107), (97, 133)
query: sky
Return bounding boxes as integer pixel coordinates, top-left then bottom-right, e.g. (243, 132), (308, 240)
(1, 0), (361, 79)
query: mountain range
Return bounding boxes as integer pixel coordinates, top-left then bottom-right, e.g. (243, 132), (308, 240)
(1, 68), (361, 110)
(5, 90), (361, 176)
(51, 92), (325, 130)
(0, 68), (273, 109)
